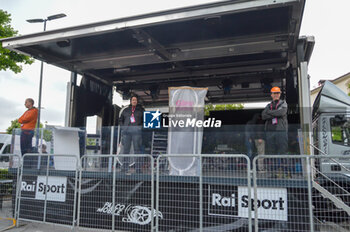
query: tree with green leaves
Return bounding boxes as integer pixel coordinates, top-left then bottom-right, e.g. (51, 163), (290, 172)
(204, 103), (244, 116)
(0, 9), (34, 73)
(6, 119), (21, 134)
(6, 120), (51, 142)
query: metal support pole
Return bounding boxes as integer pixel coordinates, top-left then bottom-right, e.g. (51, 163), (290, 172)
(76, 157), (83, 228)
(306, 156), (315, 231)
(156, 156), (160, 232)
(253, 156), (259, 232)
(151, 156), (155, 232)
(112, 156), (117, 231)
(108, 126), (114, 172)
(43, 154), (50, 222)
(72, 157), (79, 228)
(65, 72), (77, 127)
(298, 62), (313, 156)
(14, 155), (21, 227)
(199, 154), (203, 232)
(247, 157), (252, 232)
(36, 20), (46, 129)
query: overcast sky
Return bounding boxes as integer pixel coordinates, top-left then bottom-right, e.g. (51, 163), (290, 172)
(0, 0), (349, 132)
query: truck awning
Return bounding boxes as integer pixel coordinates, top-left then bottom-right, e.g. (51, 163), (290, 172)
(1, 0), (310, 106)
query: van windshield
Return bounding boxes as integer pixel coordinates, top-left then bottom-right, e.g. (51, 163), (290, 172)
(0, 143), (3, 150)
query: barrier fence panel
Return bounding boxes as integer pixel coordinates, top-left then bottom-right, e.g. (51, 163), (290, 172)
(17, 154), (79, 228)
(77, 154), (154, 232)
(0, 154), (20, 230)
(252, 155), (312, 232)
(156, 154), (251, 232)
(311, 155), (350, 232)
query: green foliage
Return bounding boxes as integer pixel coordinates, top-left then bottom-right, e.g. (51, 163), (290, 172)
(0, 9), (34, 73)
(0, 169), (10, 179)
(204, 103), (244, 116)
(86, 138), (96, 146)
(38, 123), (52, 141)
(6, 119), (20, 134)
(6, 119), (52, 142)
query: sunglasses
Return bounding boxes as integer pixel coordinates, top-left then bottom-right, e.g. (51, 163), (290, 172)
(271, 92), (281, 95)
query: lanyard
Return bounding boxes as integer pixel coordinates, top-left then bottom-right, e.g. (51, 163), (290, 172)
(131, 106), (136, 116)
(270, 100), (280, 110)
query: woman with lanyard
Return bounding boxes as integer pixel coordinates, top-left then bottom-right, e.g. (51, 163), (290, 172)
(119, 94), (145, 174)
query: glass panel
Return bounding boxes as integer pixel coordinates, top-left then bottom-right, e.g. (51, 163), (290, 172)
(3, 145), (11, 154)
(330, 117), (350, 146)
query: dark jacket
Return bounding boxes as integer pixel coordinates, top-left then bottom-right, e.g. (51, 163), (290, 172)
(119, 104), (144, 128)
(262, 100), (288, 131)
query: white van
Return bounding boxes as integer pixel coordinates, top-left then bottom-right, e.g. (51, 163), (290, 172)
(0, 134), (12, 155)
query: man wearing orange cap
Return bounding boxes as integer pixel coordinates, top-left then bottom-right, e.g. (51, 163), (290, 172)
(18, 98), (38, 155)
(262, 87), (288, 155)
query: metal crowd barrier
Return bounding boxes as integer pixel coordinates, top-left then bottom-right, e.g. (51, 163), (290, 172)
(253, 155), (350, 232)
(6, 153), (350, 231)
(77, 154), (154, 232)
(156, 154), (252, 232)
(0, 154), (20, 231)
(17, 153), (79, 229)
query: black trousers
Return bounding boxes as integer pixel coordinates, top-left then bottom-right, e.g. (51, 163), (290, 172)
(266, 131), (288, 155)
(21, 129), (39, 169)
(265, 131), (289, 171)
(20, 129), (34, 156)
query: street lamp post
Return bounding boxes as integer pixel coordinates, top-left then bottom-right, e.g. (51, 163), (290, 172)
(26, 13), (67, 130)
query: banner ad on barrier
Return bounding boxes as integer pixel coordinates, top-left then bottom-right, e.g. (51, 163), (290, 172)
(79, 178), (154, 231)
(16, 174), (310, 231)
(18, 174), (74, 223)
(208, 185), (288, 221)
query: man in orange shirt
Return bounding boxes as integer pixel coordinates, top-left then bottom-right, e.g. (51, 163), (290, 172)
(18, 98), (38, 155)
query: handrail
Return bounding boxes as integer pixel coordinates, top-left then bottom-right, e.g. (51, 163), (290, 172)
(309, 143), (350, 173)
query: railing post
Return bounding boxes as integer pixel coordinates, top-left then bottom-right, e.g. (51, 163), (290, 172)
(247, 156), (252, 232)
(43, 154), (50, 222)
(253, 156), (259, 232)
(155, 156), (160, 232)
(199, 154), (203, 232)
(112, 156), (117, 231)
(306, 156), (314, 232)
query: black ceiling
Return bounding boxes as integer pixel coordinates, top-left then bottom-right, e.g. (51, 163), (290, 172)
(2, 0), (307, 106)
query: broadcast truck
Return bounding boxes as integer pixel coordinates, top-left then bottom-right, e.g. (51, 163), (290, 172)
(1, 0), (349, 230)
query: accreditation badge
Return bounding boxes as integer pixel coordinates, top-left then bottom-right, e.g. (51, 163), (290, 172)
(130, 115), (136, 123)
(272, 118), (278, 125)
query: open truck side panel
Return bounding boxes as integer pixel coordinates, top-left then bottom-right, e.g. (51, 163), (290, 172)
(1, 0), (312, 128)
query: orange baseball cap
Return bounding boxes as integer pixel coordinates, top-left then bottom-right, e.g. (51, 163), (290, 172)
(271, 86), (281, 93)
